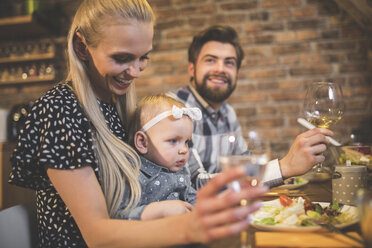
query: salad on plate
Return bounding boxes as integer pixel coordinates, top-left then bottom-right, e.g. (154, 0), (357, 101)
(276, 177), (309, 189)
(252, 196), (358, 231)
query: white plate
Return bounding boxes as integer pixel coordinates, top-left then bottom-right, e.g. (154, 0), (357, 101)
(276, 177), (309, 190)
(251, 200), (360, 232)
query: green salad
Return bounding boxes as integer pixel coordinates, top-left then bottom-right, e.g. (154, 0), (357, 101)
(252, 196), (355, 227)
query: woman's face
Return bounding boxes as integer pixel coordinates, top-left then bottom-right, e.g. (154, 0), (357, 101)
(85, 20), (153, 102)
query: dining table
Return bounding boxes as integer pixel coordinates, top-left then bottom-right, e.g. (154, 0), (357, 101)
(190, 174), (370, 248)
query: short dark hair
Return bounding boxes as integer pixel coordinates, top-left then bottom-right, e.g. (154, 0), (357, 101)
(188, 25), (244, 69)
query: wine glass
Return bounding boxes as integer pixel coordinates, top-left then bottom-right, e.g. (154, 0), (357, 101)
(219, 131), (270, 248)
(304, 81), (344, 179)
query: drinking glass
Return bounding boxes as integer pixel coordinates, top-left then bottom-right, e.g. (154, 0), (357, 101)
(356, 189), (372, 247)
(304, 82), (344, 178)
(219, 131), (270, 248)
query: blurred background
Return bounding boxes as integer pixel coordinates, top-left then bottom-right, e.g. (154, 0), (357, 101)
(0, 1), (371, 205)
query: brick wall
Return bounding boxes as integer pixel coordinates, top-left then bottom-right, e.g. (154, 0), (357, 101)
(143, 0), (372, 158)
(0, 0), (371, 158)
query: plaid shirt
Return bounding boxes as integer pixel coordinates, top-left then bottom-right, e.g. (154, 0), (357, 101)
(168, 85), (283, 189)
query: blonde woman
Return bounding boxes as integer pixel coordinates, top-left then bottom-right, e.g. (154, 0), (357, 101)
(9, 0), (267, 247)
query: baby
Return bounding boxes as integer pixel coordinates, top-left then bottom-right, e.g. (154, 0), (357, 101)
(124, 94), (202, 220)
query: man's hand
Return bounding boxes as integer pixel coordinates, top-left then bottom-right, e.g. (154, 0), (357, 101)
(279, 128), (334, 178)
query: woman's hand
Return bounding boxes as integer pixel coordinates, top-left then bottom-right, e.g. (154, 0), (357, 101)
(186, 166), (268, 244)
(279, 128), (334, 178)
(141, 200), (193, 220)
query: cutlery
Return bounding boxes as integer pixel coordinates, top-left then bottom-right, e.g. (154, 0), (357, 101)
(297, 118), (341, 146)
(308, 219), (364, 245)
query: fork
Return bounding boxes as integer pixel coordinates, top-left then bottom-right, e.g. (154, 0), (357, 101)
(308, 219), (364, 245)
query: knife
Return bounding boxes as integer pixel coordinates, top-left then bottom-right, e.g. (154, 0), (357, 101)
(297, 118), (341, 146)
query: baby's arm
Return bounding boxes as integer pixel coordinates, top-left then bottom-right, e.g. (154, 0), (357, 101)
(141, 200), (194, 220)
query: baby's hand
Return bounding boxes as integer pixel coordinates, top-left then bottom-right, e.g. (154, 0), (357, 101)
(141, 200), (194, 220)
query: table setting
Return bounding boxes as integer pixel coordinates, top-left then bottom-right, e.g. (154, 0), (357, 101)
(200, 82), (372, 248)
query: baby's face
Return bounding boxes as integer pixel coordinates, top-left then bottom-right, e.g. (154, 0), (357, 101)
(144, 116), (193, 172)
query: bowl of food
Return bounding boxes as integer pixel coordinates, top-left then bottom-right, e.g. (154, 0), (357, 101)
(339, 145), (372, 170)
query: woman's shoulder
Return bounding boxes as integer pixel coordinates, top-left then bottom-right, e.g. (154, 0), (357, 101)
(35, 83), (77, 106)
(30, 83), (85, 117)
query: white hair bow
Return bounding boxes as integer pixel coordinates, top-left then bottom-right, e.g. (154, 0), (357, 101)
(141, 105), (202, 132)
(171, 106), (202, 120)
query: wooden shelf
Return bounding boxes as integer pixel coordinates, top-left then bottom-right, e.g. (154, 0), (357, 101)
(0, 75), (55, 85)
(0, 52), (55, 64)
(0, 15), (53, 40)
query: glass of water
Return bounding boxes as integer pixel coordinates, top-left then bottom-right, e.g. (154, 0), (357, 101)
(219, 130), (270, 248)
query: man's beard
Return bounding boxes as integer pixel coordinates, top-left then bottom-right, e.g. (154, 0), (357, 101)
(194, 73), (236, 103)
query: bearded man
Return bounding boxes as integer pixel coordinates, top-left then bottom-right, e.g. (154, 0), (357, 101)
(168, 25), (334, 189)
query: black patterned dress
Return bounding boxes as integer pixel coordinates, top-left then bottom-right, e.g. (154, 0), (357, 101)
(9, 83), (127, 247)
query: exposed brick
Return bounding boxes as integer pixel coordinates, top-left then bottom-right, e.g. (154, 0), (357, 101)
(296, 30), (317, 40)
(253, 34), (274, 44)
(275, 32), (296, 43)
(164, 74), (189, 85)
(261, 0), (300, 8)
(257, 81), (278, 90)
(213, 14), (246, 23)
(135, 77), (163, 87)
(280, 54), (300, 65)
(247, 117), (284, 128)
(288, 19), (324, 30)
(180, 4), (215, 16)
(220, 1), (257, 11)
(278, 79), (300, 89)
(171, 0), (202, 5)
(293, 8), (315, 17)
(235, 84), (256, 93)
(244, 23), (284, 33)
(156, 19), (185, 30)
(316, 0), (340, 16)
(270, 9), (291, 19)
(272, 43), (310, 55)
(150, 51), (186, 63)
(345, 99), (369, 110)
(280, 127), (302, 137)
(355, 86), (372, 96)
(342, 114), (368, 125)
(154, 9), (179, 19)
(244, 47), (267, 56)
(277, 104), (300, 114)
(339, 63), (368, 73)
(341, 26), (364, 39)
(299, 53), (322, 64)
(321, 30), (339, 39)
(247, 69), (286, 79)
(347, 52), (368, 62)
(322, 54), (345, 63)
(166, 30), (196, 39)
(316, 41), (356, 51)
(235, 107), (256, 117)
(269, 91), (305, 101)
(148, 0), (172, 8)
(290, 65), (332, 76)
(230, 92), (267, 103)
(249, 11), (269, 21)
(256, 56), (278, 66)
(257, 105), (277, 115)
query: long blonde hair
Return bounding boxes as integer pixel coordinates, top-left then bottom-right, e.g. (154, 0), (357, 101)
(66, 0), (155, 217)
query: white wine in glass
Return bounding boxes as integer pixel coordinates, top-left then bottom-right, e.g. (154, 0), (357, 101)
(219, 131), (269, 248)
(304, 81), (344, 177)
